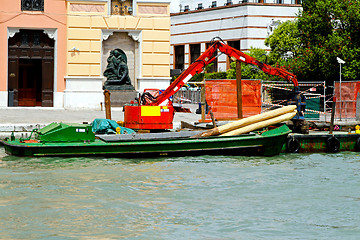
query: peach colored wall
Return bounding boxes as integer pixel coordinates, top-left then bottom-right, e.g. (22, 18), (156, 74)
(0, 0), (67, 92)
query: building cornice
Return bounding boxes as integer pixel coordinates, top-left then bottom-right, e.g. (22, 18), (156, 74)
(137, 0), (171, 3)
(171, 3), (302, 16)
(171, 14), (297, 27)
(67, 0), (108, 2)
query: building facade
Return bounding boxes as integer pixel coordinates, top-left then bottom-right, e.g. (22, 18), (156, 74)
(170, 1), (302, 72)
(0, 0), (67, 108)
(0, 0), (171, 109)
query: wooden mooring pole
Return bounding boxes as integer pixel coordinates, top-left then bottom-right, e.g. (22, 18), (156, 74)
(329, 97), (336, 134)
(104, 89), (112, 120)
(201, 81), (206, 122)
(236, 60), (243, 119)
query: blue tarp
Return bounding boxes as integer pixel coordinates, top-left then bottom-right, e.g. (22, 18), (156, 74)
(91, 119), (135, 134)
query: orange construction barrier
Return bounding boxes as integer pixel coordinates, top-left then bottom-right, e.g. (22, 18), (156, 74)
(334, 81), (360, 119)
(205, 79), (261, 120)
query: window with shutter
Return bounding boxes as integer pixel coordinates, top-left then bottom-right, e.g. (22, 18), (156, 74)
(21, 0), (44, 11)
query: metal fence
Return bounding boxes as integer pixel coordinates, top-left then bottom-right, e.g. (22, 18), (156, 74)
(331, 81), (360, 122)
(172, 88), (201, 104)
(172, 80), (354, 122)
(262, 81), (326, 121)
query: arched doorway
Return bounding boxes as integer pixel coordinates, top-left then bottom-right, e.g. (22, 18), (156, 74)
(8, 29), (54, 107)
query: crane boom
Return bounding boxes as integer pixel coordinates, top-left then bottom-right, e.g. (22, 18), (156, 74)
(149, 39), (299, 107)
(125, 38), (305, 130)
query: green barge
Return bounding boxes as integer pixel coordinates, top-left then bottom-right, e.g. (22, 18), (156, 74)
(0, 122), (291, 157)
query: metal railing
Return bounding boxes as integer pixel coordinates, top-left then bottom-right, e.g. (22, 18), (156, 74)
(172, 88), (201, 104)
(171, 80), (360, 123)
(261, 81), (326, 121)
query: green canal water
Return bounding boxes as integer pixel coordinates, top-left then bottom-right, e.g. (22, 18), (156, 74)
(0, 147), (360, 240)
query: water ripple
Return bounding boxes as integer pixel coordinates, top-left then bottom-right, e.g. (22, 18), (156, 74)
(1, 147), (360, 239)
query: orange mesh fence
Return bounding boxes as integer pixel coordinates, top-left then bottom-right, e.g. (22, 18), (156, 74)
(205, 79), (261, 120)
(334, 81), (360, 119)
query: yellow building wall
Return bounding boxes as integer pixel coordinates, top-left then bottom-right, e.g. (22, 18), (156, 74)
(66, 1), (170, 80)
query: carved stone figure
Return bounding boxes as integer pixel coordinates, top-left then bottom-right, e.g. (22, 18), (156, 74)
(103, 48), (134, 90)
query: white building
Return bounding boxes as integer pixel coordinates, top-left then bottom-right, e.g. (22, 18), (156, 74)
(170, 1), (302, 72)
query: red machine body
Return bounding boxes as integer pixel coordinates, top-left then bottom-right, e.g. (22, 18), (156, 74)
(124, 88), (175, 129)
(124, 105), (175, 130)
(124, 38), (300, 130)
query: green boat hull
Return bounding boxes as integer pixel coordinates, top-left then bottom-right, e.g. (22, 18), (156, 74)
(1, 125), (291, 157)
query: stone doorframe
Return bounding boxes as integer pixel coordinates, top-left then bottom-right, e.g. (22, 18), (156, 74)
(101, 29), (142, 90)
(7, 27), (60, 107)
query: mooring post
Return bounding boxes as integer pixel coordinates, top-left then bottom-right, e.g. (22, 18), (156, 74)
(104, 89), (112, 120)
(201, 81), (206, 122)
(356, 92), (360, 121)
(210, 109), (217, 128)
(236, 60), (243, 119)
(329, 97), (336, 134)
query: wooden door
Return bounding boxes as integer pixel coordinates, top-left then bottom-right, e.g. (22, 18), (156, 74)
(42, 59), (54, 107)
(18, 59), (42, 106)
(8, 58), (19, 106)
(8, 29), (54, 107)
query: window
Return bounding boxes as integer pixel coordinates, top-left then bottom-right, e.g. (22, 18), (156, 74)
(174, 45), (185, 70)
(227, 40), (240, 68)
(226, 0), (233, 5)
(206, 43), (218, 73)
(228, 40), (240, 51)
(190, 44), (201, 64)
(21, 0), (44, 11)
(112, 1), (134, 16)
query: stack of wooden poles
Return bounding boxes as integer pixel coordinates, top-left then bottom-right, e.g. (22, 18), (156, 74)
(193, 105), (297, 138)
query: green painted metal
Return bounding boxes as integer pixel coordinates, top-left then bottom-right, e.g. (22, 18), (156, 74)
(283, 132), (360, 153)
(1, 124), (291, 157)
(36, 123), (95, 142)
(304, 97), (320, 119)
(37, 122), (62, 135)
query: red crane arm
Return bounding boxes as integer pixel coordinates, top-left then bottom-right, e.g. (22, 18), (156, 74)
(149, 40), (298, 106)
(149, 43), (219, 106)
(216, 41), (299, 87)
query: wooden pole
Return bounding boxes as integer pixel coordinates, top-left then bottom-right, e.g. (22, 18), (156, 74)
(221, 111), (296, 136)
(210, 109), (217, 128)
(192, 105), (296, 138)
(356, 92), (360, 121)
(104, 89), (112, 120)
(236, 60), (243, 119)
(201, 81), (206, 122)
(329, 97), (336, 134)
